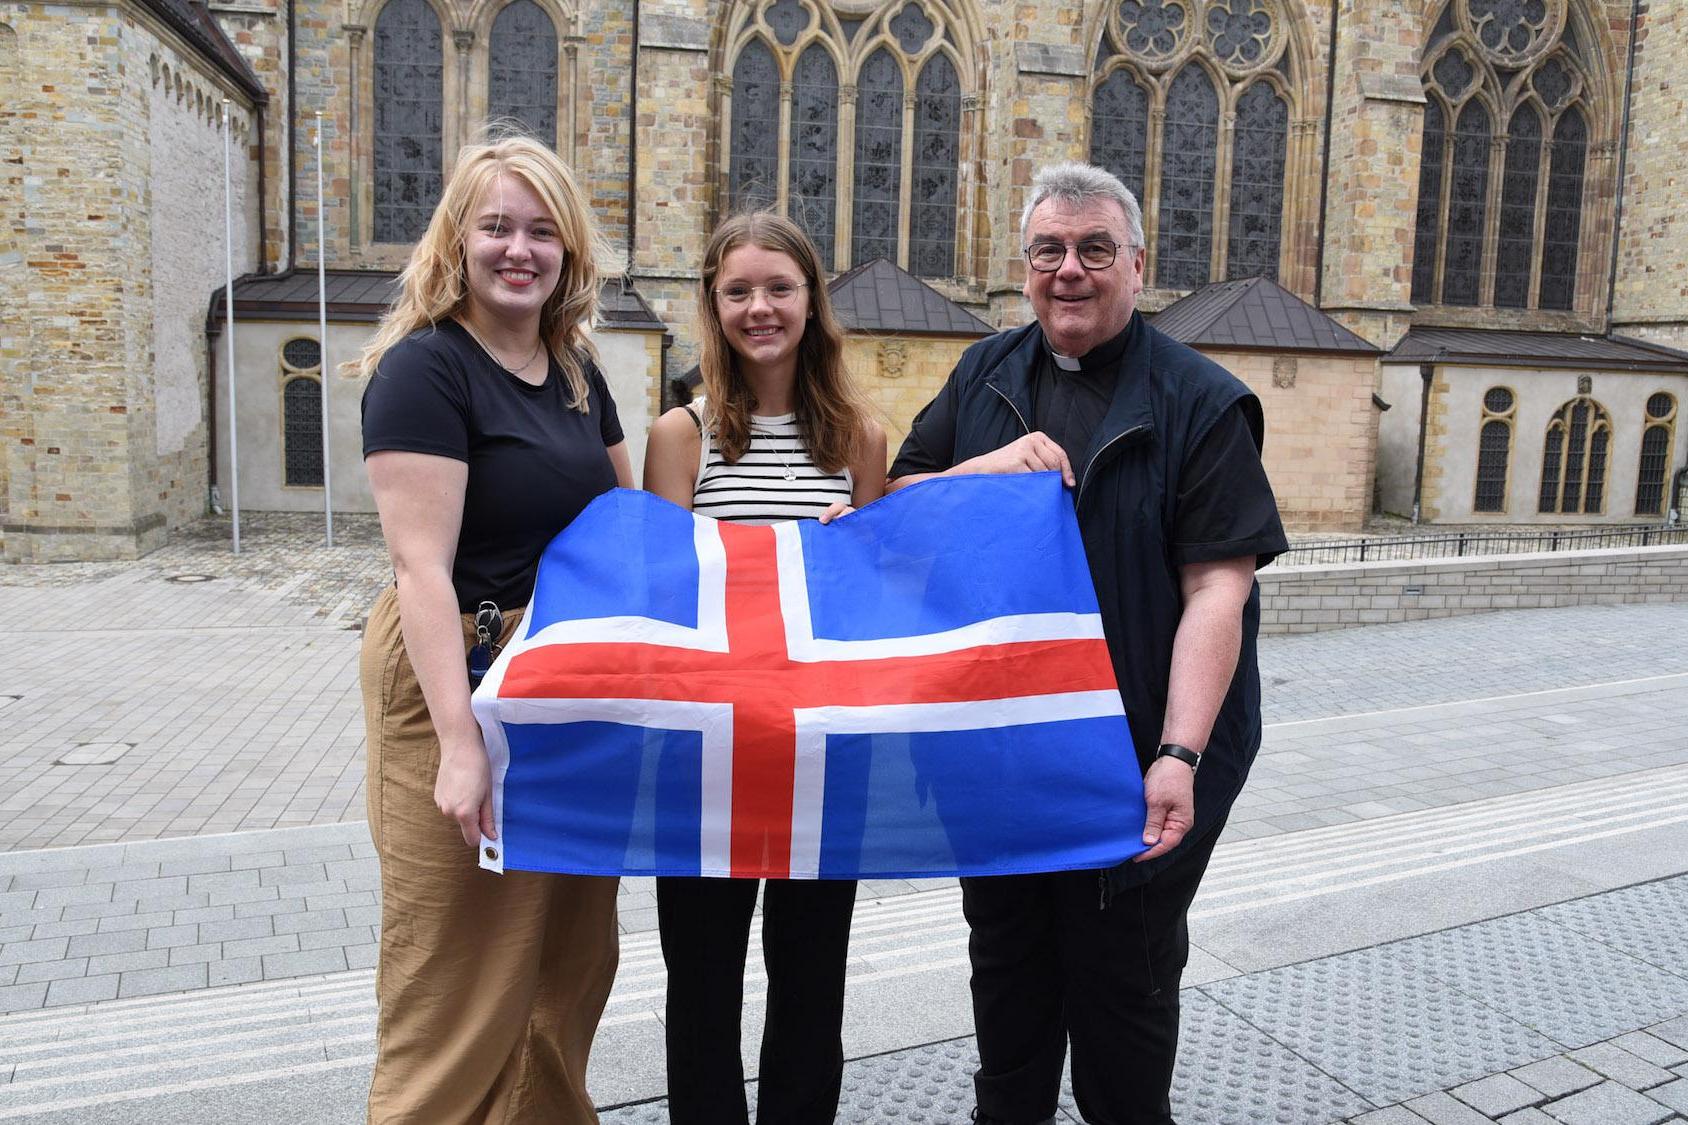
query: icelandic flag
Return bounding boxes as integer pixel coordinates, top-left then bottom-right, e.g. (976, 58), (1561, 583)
(472, 471), (1147, 879)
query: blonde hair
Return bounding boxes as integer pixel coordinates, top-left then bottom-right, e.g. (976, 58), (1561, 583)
(349, 134), (606, 410)
(696, 212), (871, 474)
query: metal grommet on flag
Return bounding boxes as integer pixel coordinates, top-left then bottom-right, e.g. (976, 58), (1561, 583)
(479, 837), (504, 874)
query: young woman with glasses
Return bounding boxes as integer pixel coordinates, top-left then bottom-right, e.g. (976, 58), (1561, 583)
(642, 211), (886, 1124)
(355, 134), (629, 1124)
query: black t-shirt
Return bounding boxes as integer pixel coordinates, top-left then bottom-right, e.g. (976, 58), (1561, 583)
(361, 319), (624, 611)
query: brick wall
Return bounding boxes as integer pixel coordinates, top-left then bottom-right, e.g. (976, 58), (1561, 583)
(1259, 545), (1688, 634)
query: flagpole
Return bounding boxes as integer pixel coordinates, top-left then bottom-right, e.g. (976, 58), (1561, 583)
(222, 98), (241, 555)
(315, 112), (334, 547)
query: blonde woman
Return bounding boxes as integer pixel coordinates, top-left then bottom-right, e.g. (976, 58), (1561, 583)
(356, 135), (630, 1124)
(643, 212), (886, 1124)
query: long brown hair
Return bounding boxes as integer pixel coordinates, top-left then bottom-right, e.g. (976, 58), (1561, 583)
(696, 212), (871, 474)
(348, 133), (606, 410)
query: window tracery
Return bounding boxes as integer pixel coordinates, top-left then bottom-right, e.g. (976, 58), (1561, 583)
(1473, 385), (1515, 512)
(721, 0), (974, 277)
(1089, 0), (1303, 289)
(1538, 395), (1610, 514)
(1412, 0), (1598, 311)
(1635, 393), (1677, 517)
(372, 0), (444, 244)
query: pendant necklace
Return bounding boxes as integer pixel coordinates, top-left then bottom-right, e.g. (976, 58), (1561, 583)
(751, 421), (799, 481)
(462, 322), (543, 377)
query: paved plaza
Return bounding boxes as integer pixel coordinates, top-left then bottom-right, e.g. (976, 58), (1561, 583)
(3, 515), (1688, 1122)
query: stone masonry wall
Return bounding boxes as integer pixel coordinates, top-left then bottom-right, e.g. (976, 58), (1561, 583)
(1259, 544), (1688, 634)
(1212, 349), (1379, 532)
(1612, 1), (1688, 337)
(0, 1), (258, 562)
(843, 335), (977, 462)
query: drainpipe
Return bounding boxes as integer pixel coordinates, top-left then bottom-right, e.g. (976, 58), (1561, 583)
(626, 0), (640, 273)
(1410, 362), (1434, 524)
(286, 0), (298, 271)
(1604, 0), (1642, 327)
(1312, 0), (1339, 308)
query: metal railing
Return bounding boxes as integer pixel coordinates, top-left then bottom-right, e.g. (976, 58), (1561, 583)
(1279, 524), (1688, 566)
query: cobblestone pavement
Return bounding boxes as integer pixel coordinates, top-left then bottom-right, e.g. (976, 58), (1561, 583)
(3, 517), (1688, 1121)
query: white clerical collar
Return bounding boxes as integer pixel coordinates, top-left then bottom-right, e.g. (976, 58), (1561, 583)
(1049, 349), (1082, 372)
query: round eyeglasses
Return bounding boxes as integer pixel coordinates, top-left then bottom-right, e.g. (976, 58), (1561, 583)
(714, 281), (809, 306)
(1024, 239), (1130, 272)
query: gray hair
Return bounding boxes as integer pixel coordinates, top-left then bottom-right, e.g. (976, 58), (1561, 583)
(1019, 162), (1144, 249)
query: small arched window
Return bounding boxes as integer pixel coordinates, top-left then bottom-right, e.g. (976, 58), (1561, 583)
(1539, 396), (1611, 514)
(1635, 393), (1677, 516)
(1474, 386), (1515, 513)
(281, 337), (325, 489)
(372, 0), (444, 244)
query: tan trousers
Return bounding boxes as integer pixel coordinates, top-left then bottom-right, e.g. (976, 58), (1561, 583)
(361, 586), (620, 1125)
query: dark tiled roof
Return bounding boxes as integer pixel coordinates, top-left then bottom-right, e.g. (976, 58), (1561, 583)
(1150, 276), (1381, 354)
(826, 258), (994, 337)
(1384, 326), (1688, 372)
(139, 0), (267, 102)
(207, 270), (667, 333)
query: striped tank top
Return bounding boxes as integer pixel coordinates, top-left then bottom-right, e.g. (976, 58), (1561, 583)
(689, 407), (853, 525)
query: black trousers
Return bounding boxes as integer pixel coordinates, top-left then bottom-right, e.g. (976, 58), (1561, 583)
(961, 828), (1222, 1125)
(656, 876), (858, 1125)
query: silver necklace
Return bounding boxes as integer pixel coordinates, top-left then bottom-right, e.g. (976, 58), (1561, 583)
(750, 420), (798, 481)
(462, 321), (543, 377)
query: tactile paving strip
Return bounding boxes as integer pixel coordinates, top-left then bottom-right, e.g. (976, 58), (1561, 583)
(1199, 944), (1557, 1106)
(1385, 909), (1688, 1049)
(1173, 992), (1373, 1124)
(1536, 874), (1688, 979)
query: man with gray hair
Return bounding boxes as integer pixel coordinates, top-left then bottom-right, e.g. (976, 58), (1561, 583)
(887, 162), (1286, 1123)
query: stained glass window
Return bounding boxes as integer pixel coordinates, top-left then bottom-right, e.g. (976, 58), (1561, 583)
(789, 45), (839, 265)
(1474, 419), (1511, 512)
(1493, 104), (1541, 309)
(1540, 397), (1611, 513)
(488, 0), (557, 146)
(1090, 68), (1149, 201)
(1441, 100), (1491, 306)
(1411, 99), (1447, 305)
(729, 39), (779, 212)
(724, 2), (965, 274)
(1227, 81), (1287, 281)
(852, 47), (903, 267)
(1155, 65), (1218, 290)
(1636, 425), (1672, 515)
(1539, 107), (1586, 311)
(282, 337), (322, 370)
(283, 377), (324, 488)
(910, 53), (960, 278)
(373, 0), (443, 244)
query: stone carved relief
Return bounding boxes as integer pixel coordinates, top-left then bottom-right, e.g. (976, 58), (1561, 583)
(1272, 356), (1297, 389)
(878, 341), (908, 379)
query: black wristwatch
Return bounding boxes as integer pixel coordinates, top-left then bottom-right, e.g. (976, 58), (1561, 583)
(1155, 743), (1201, 773)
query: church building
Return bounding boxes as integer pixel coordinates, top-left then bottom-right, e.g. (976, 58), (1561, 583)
(3, 0), (1687, 560)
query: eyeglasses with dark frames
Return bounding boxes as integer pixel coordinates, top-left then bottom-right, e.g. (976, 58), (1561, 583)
(713, 281), (810, 306)
(1023, 239), (1132, 272)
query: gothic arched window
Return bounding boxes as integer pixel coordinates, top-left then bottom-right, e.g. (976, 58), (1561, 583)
(1635, 393), (1677, 516)
(722, 0), (974, 277)
(1539, 396), (1611, 514)
(373, 0), (444, 244)
(488, 0), (558, 146)
(1413, 2), (1601, 311)
(1088, 0), (1304, 290)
